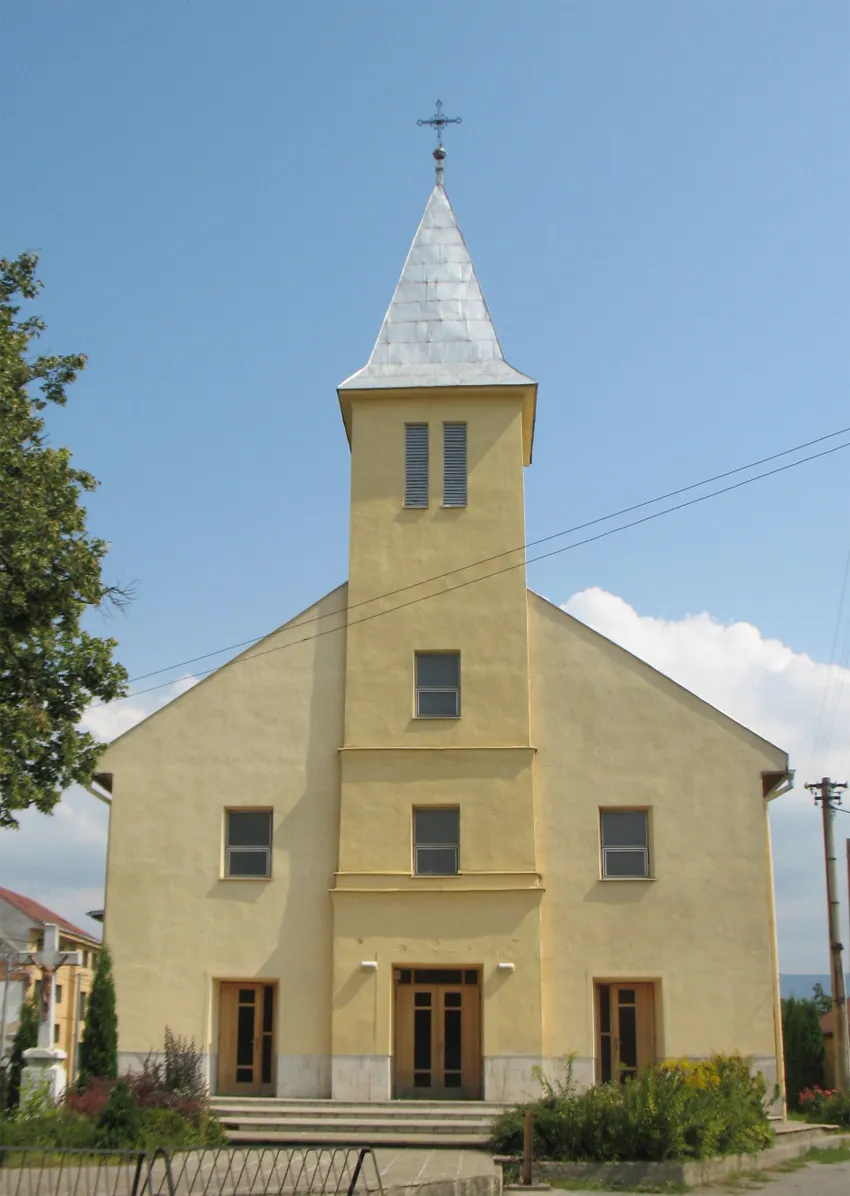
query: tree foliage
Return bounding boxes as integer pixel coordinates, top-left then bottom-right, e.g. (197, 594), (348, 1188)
(78, 945), (118, 1084)
(0, 251), (128, 827)
(4, 992), (38, 1110)
(812, 982), (833, 1016)
(781, 996), (825, 1107)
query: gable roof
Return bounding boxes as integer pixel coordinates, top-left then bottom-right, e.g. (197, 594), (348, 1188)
(338, 184), (536, 392)
(0, 887), (101, 945)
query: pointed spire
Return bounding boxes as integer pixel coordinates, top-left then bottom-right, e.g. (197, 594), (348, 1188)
(338, 184), (535, 392)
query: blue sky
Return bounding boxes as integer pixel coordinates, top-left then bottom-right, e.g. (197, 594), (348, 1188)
(2, 1), (849, 970)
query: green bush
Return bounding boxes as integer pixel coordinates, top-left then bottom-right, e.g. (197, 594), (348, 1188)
(94, 1082), (140, 1150)
(490, 1054), (774, 1163)
(799, 1085), (850, 1129)
(781, 997), (825, 1108)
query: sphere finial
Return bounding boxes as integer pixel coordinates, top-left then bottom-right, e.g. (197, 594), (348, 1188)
(417, 100), (461, 185)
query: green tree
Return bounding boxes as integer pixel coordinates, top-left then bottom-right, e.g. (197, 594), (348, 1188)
(812, 983), (833, 1016)
(78, 945), (118, 1083)
(0, 251), (128, 829)
(781, 996), (825, 1107)
(4, 992), (38, 1110)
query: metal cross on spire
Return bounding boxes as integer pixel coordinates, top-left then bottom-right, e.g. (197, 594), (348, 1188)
(417, 99), (462, 148)
(417, 100), (461, 185)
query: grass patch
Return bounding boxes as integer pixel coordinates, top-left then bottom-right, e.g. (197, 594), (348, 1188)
(548, 1181), (690, 1193)
(805, 1144), (850, 1164)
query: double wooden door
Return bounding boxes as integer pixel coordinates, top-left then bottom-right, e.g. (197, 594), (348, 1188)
(596, 981), (655, 1084)
(394, 968), (481, 1099)
(217, 982), (276, 1096)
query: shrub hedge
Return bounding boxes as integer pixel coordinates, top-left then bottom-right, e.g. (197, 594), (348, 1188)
(490, 1054), (774, 1163)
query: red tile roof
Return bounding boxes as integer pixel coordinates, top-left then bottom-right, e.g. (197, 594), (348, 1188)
(0, 887), (101, 945)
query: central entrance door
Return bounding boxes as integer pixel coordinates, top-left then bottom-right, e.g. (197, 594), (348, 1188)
(394, 968), (481, 1099)
(217, 982), (276, 1096)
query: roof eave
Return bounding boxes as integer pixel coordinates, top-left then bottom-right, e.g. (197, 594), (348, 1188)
(337, 377), (538, 465)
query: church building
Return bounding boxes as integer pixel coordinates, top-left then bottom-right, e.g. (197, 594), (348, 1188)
(97, 148), (791, 1105)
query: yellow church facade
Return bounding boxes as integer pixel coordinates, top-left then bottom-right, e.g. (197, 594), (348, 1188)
(98, 162), (790, 1105)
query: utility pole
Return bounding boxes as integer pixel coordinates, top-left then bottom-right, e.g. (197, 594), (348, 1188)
(805, 777), (849, 1092)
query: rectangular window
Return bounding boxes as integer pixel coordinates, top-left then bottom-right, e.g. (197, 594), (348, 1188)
(600, 809), (650, 878)
(55, 985), (62, 1005)
(53, 1024), (60, 1044)
(79, 991), (87, 1019)
(225, 810), (273, 878)
(414, 808), (460, 876)
(415, 651), (460, 718)
(405, 423), (429, 508)
(442, 423), (467, 507)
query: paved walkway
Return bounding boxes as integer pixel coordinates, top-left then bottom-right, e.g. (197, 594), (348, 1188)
(376, 1148), (498, 1188)
(543, 1159), (850, 1194)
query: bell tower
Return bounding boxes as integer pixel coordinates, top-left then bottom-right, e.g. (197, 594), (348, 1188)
(330, 133), (544, 1102)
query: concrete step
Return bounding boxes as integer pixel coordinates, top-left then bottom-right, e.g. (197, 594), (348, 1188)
(209, 1097), (505, 1147)
(217, 1116), (493, 1131)
(225, 1129), (491, 1148)
(209, 1099), (505, 1112)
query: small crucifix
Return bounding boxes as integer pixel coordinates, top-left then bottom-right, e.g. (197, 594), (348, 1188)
(417, 99), (461, 183)
(27, 923), (82, 1050)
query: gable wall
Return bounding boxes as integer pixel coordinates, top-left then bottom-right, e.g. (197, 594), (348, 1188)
(101, 587), (347, 1092)
(529, 593), (785, 1087)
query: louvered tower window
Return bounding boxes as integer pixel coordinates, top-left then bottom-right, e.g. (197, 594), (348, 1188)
(442, 423), (467, 507)
(404, 424), (429, 507)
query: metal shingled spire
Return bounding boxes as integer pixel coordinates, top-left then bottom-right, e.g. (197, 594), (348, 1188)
(338, 175), (535, 392)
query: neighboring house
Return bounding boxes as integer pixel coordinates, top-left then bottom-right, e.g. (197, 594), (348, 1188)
(97, 161), (791, 1105)
(0, 888), (101, 1078)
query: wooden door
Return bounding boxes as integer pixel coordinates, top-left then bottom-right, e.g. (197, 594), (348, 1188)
(394, 968), (481, 1099)
(596, 982), (655, 1083)
(217, 982), (276, 1096)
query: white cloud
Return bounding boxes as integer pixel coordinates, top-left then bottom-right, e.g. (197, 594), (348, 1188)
(0, 678), (197, 939)
(563, 587), (850, 973)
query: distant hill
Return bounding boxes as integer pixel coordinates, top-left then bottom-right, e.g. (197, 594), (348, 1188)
(780, 974), (850, 999)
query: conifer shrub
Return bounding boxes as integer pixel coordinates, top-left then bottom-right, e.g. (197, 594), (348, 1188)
(3, 994), (38, 1110)
(78, 947), (118, 1084)
(94, 1082), (140, 1150)
(781, 996), (825, 1107)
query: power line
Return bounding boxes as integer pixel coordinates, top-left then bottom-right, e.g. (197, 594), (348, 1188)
(123, 423), (850, 687)
(100, 431), (850, 707)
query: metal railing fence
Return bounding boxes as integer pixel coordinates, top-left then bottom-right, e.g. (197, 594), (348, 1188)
(0, 1147), (382, 1196)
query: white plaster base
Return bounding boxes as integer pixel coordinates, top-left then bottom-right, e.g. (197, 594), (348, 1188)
(21, 1047), (67, 1105)
(331, 1055), (391, 1101)
(277, 1054), (331, 1098)
(117, 1050), (162, 1074)
(542, 1055), (596, 1092)
(484, 1056), (595, 1103)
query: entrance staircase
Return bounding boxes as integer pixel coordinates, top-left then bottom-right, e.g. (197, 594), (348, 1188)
(209, 1098), (507, 1148)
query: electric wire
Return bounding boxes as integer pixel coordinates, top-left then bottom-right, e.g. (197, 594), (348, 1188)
(98, 432), (850, 707)
(122, 424), (850, 687)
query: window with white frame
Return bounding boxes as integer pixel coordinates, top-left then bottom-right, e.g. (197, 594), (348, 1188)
(600, 809), (650, 878)
(415, 651), (460, 717)
(442, 423), (467, 507)
(414, 808), (460, 875)
(225, 810), (273, 878)
(404, 423), (429, 508)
